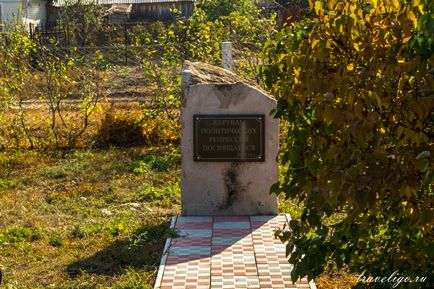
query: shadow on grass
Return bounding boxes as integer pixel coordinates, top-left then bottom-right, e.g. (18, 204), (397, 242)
(66, 220), (177, 276)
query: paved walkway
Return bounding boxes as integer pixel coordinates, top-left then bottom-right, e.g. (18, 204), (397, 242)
(154, 215), (316, 289)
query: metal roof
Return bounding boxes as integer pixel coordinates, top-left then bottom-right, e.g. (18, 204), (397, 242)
(52, 0), (194, 7)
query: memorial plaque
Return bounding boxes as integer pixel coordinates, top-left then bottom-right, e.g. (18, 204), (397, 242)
(193, 115), (265, 161)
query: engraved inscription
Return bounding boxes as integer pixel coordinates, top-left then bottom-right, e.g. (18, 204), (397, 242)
(193, 115), (264, 161)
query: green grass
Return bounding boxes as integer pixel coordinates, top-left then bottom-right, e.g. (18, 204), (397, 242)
(0, 147), (180, 288)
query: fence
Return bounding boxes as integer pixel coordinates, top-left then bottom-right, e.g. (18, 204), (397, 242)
(29, 23), (69, 46)
(26, 23), (266, 72)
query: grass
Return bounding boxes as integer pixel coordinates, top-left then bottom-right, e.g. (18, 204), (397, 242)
(0, 147), (180, 288)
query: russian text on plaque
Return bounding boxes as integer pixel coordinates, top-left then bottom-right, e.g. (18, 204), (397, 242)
(193, 115), (265, 162)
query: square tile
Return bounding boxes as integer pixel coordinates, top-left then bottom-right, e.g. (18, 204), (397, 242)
(214, 216), (250, 222)
(258, 275), (297, 288)
(212, 236), (251, 245)
(211, 262), (258, 276)
(176, 222), (213, 229)
(169, 246), (211, 256)
(213, 229), (251, 237)
(177, 229), (212, 238)
(171, 237), (212, 247)
(211, 275), (260, 289)
(177, 216), (213, 223)
(213, 221), (251, 229)
(257, 262), (293, 276)
(165, 255), (210, 265)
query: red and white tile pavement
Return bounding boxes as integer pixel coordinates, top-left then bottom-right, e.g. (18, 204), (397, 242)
(154, 215), (316, 289)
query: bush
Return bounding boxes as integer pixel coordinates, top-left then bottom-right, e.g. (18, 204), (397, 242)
(95, 109), (146, 147)
(94, 109), (179, 148)
(200, 0), (259, 21)
(261, 0), (434, 287)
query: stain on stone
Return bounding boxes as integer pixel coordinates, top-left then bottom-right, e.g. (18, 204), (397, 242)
(214, 82), (247, 108)
(220, 163), (245, 210)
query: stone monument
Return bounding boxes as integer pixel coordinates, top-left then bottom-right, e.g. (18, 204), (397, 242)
(181, 61), (279, 215)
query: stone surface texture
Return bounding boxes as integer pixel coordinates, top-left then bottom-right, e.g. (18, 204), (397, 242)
(181, 61), (279, 216)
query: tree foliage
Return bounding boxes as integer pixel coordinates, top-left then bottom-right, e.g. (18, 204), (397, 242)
(261, 0), (434, 287)
(60, 0), (108, 46)
(199, 0), (259, 21)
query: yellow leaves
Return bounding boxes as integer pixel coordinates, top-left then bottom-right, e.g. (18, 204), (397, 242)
(353, 42), (360, 52)
(391, 0), (400, 10)
(346, 63), (355, 71)
(406, 10), (418, 28)
(326, 0), (339, 10)
(315, 1), (324, 17)
(402, 36), (412, 43)
(308, 0), (314, 9)
(379, 127), (386, 134)
(369, 0), (379, 9)
(411, 0), (424, 13)
(311, 39), (320, 49)
(276, 53), (287, 63)
(416, 4), (424, 14)
(293, 67), (301, 84)
(397, 55), (405, 63)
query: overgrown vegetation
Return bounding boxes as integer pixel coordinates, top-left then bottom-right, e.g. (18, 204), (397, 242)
(263, 0), (434, 288)
(0, 3), (275, 150)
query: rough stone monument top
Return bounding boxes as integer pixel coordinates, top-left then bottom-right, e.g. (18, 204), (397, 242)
(181, 61), (279, 216)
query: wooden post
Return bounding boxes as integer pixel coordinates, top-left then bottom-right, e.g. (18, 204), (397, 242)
(222, 41), (232, 71)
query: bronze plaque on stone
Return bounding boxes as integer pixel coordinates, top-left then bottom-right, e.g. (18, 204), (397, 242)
(193, 115), (265, 162)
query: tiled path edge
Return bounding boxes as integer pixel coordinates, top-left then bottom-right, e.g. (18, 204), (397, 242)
(154, 215), (317, 289)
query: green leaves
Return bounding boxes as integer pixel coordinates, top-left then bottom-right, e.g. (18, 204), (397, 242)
(260, 0), (434, 285)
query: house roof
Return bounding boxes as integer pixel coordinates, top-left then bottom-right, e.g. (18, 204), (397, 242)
(51, 0), (194, 7)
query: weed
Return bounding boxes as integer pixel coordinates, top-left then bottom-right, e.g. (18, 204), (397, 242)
(129, 223), (177, 249)
(107, 223), (125, 237)
(0, 178), (19, 190)
(69, 222), (108, 239)
(48, 233), (63, 247)
(131, 152), (180, 173)
(76, 182), (95, 196)
(46, 191), (65, 204)
(0, 226), (43, 247)
(136, 183), (180, 207)
(43, 158), (87, 180)
(113, 268), (155, 289)
(70, 225), (88, 239)
(70, 150), (95, 160)
(44, 167), (69, 179)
